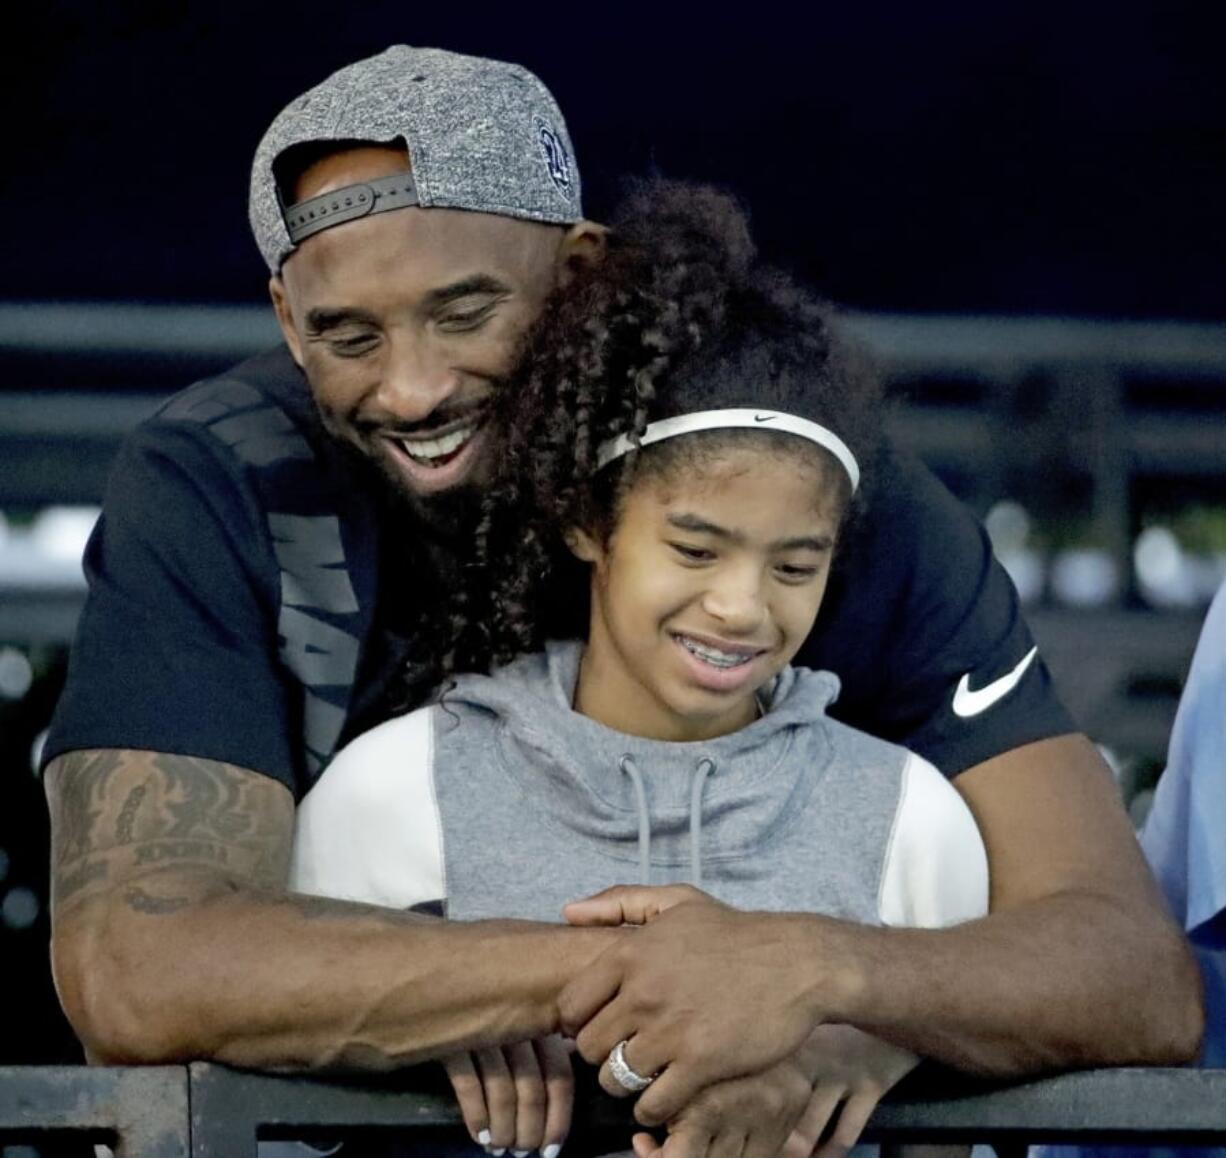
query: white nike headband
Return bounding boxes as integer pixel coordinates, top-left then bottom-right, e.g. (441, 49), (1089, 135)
(594, 408), (860, 493)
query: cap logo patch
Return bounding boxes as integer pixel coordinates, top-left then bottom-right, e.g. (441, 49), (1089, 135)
(534, 114), (573, 199)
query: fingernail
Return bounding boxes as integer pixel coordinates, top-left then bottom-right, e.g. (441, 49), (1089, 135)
(490, 1150), (506, 1156)
(512, 1151), (531, 1157)
(543, 1146), (562, 1158)
(478, 1130), (492, 1145)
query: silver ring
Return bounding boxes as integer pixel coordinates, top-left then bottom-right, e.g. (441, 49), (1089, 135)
(607, 1038), (655, 1092)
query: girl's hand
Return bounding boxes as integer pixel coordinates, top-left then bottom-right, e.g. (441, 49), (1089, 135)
(787, 1024), (920, 1157)
(629, 1056), (815, 1158)
(444, 1035), (573, 1157)
(563, 883), (722, 928)
(631, 1025), (917, 1158)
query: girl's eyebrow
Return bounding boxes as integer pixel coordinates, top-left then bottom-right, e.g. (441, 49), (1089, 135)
(667, 512), (732, 538)
(666, 513), (833, 552)
(775, 534), (834, 552)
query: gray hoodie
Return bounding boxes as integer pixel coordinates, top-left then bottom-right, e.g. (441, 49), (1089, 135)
(292, 640), (987, 929)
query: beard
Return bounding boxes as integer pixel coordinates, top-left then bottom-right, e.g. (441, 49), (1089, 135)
(334, 434), (487, 542)
(315, 397), (495, 543)
(379, 462), (485, 540)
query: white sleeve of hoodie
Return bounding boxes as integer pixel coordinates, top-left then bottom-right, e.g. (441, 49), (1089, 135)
(289, 706), (444, 910)
(290, 713), (986, 927)
(878, 752), (990, 928)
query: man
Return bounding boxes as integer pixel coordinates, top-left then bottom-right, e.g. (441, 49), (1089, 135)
(44, 42), (1199, 1152)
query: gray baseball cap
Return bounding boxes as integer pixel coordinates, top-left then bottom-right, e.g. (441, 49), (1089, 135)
(249, 45), (584, 272)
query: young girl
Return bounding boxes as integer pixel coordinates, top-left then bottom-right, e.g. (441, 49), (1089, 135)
(290, 183), (988, 1158)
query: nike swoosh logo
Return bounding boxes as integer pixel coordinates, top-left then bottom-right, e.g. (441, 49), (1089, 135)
(952, 646), (1039, 718)
(753, 414), (775, 423)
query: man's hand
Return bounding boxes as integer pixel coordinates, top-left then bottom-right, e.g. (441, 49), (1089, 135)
(444, 1035), (572, 1157)
(558, 885), (820, 1126)
(561, 737), (1203, 1089)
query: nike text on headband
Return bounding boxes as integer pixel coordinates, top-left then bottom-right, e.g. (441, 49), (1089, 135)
(594, 408), (860, 493)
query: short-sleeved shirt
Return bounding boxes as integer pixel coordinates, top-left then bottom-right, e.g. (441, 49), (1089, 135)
(44, 345), (1074, 799)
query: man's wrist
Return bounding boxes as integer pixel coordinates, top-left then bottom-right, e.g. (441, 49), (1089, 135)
(557, 923), (623, 967)
(775, 911), (873, 1027)
(547, 924), (622, 1015)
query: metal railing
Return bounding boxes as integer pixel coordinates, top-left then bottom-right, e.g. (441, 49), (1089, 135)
(2, 1064), (1226, 1156)
(0, 1065), (187, 1156)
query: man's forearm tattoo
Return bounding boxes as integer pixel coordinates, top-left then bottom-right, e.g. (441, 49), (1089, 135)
(134, 840), (230, 867)
(155, 754), (255, 841)
(55, 750), (123, 864)
(58, 859), (110, 902)
(115, 783), (148, 844)
(48, 750), (292, 910)
(123, 886), (191, 915)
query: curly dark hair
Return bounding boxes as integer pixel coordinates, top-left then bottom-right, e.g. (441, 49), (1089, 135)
(398, 178), (883, 708)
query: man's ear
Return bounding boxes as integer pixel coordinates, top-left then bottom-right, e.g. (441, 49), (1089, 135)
(556, 220), (608, 287)
(563, 524), (602, 563)
(269, 275), (304, 367)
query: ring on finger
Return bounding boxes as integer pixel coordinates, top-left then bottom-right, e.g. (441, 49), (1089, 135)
(607, 1039), (655, 1093)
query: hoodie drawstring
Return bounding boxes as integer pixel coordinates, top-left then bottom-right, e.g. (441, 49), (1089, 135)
(688, 757), (716, 889)
(619, 754), (717, 889)
(619, 755), (652, 885)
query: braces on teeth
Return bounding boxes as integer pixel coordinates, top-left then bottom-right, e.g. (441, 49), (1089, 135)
(677, 636), (755, 669)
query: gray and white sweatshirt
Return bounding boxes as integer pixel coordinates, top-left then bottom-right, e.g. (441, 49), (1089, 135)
(291, 640), (988, 928)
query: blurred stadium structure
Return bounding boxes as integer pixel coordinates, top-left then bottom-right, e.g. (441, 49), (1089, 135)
(2, 301), (1225, 1073)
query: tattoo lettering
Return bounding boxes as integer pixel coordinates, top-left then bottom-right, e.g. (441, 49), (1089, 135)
(115, 783), (148, 844)
(123, 887), (191, 915)
(134, 840), (229, 867)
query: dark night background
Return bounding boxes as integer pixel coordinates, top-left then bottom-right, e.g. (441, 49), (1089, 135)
(4, 0), (1224, 318)
(1, 0), (1225, 1088)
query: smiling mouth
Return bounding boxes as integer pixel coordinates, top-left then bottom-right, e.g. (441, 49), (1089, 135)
(393, 411), (487, 469)
(398, 421), (481, 467)
(672, 633), (766, 670)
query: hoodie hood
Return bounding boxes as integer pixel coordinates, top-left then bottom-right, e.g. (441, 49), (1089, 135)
(447, 640), (843, 884)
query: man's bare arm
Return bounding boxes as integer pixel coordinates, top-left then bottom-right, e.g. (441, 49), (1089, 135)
(47, 748), (615, 1069)
(825, 733), (1202, 1070)
(559, 735), (1204, 1125)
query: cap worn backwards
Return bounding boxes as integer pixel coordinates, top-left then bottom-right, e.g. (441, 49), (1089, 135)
(249, 45), (584, 272)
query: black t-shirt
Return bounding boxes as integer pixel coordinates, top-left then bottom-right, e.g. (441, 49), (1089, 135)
(45, 346), (1074, 799)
